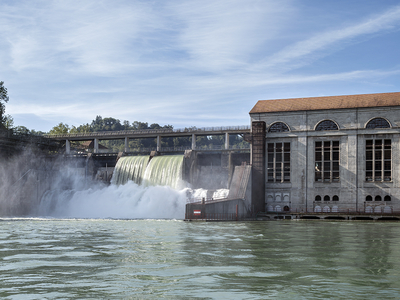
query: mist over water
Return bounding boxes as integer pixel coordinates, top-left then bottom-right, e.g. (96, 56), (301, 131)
(36, 155), (191, 219)
(38, 181), (188, 219)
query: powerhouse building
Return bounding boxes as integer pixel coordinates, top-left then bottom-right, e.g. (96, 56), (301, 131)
(249, 92), (400, 215)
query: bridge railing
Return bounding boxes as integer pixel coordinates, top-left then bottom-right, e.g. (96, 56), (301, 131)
(45, 125), (250, 138)
(69, 144), (250, 154)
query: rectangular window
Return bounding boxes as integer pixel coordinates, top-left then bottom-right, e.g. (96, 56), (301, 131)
(366, 139), (391, 182)
(315, 141), (340, 182)
(267, 142), (290, 183)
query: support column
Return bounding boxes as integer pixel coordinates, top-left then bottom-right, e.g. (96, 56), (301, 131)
(66, 139), (71, 154)
(225, 132), (229, 150)
(251, 121), (266, 215)
(125, 137), (129, 153)
(192, 134), (196, 150)
(157, 135), (161, 152)
(94, 138), (99, 153)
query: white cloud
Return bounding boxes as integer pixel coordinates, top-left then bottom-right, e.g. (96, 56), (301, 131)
(260, 4), (400, 73)
(2, 1), (400, 131)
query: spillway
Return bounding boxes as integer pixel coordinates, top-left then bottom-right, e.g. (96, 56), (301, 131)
(112, 155), (185, 190)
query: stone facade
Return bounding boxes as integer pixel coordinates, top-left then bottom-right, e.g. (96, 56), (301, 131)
(249, 92), (400, 214)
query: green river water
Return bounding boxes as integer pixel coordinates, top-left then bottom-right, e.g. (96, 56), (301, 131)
(1, 219), (399, 299)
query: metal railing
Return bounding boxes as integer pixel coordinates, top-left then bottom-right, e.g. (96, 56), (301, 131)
(186, 196), (230, 204)
(45, 125), (250, 138)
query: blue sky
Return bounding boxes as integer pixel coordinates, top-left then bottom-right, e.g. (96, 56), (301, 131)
(1, 0), (400, 132)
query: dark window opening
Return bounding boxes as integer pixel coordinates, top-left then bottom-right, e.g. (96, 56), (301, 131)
(332, 195), (339, 201)
(384, 195), (391, 201)
(324, 195), (330, 201)
(366, 195), (372, 201)
(366, 118), (391, 129)
(375, 195), (382, 201)
(315, 120), (339, 131)
(315, 195), (321, 201)
(268, 122), (290, 133)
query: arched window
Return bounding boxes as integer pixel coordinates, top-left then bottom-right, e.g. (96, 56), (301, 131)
(365, 206), (373, 213)
(384, 195), (391, 201)
(315, 195), (321, 201)
(366, 118), (391, 129)
(268, 122), (290, 133)
(315, 120), (338, 131)
(332, 195), (339, 201)
(323, 206), (331, 213)
(283, 206), (290, 212)
(324, 195), (330, 201)
(366, 195), (372, 201)
(314, 206), (322, 212)
(375, 195), (382, 201)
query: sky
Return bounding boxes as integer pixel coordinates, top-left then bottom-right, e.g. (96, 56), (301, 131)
(1, 0), (400, 133)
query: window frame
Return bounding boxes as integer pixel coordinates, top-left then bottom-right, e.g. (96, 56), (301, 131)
(365, 138), (392, 182)
(315, 140), (340, 183)
(267, 142), (291, 183)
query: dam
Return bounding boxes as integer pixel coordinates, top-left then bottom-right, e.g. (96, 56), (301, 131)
(4, 91), (400, 220)
(0, 124), (252, 219)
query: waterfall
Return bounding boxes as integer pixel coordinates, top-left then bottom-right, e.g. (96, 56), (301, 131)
(112, 155), (186, 190)
(111, 156), (149, 186)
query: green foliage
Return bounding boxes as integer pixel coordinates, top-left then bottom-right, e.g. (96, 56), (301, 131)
(49, 122), (70, 135)
(3, 114), (14, 130)
(14, 126), (30, 135)
(0, 81), (10, 125)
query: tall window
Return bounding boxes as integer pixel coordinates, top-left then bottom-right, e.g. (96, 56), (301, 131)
(315, 141), (339, 182)
(366, 139), (391, 182)
(267, 142), (290, 182)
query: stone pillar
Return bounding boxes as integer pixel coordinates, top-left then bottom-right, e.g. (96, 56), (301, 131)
(251, 121), (266, 215)
(225, 132), (229, 150)
(157, 135), (161, 152)
(66, 139), (71, 154)
(192, 134), (196, 150)
(125, 137), (129, 153)
(94, 138), (99, 153)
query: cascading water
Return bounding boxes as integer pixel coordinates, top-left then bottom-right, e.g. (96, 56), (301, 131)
(37, 155), (189, 219)
(112, 155), (186, 190)
(111, 156), (149, 186)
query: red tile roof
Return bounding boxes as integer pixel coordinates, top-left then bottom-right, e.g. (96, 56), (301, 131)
(249, 92), (400, 114)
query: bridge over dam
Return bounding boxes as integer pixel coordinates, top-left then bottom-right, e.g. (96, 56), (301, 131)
(46, 125), (251, 154)
(45, 126), (252, 191)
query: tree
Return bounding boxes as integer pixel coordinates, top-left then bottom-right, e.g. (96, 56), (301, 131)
(49, 123), (70, 135)
(3, 114), (14, 130)
(14, 126), (30, 135)
(0, 81), (10, 125)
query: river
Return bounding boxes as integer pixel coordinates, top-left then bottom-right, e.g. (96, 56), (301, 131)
(1, 219), (400, 299)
